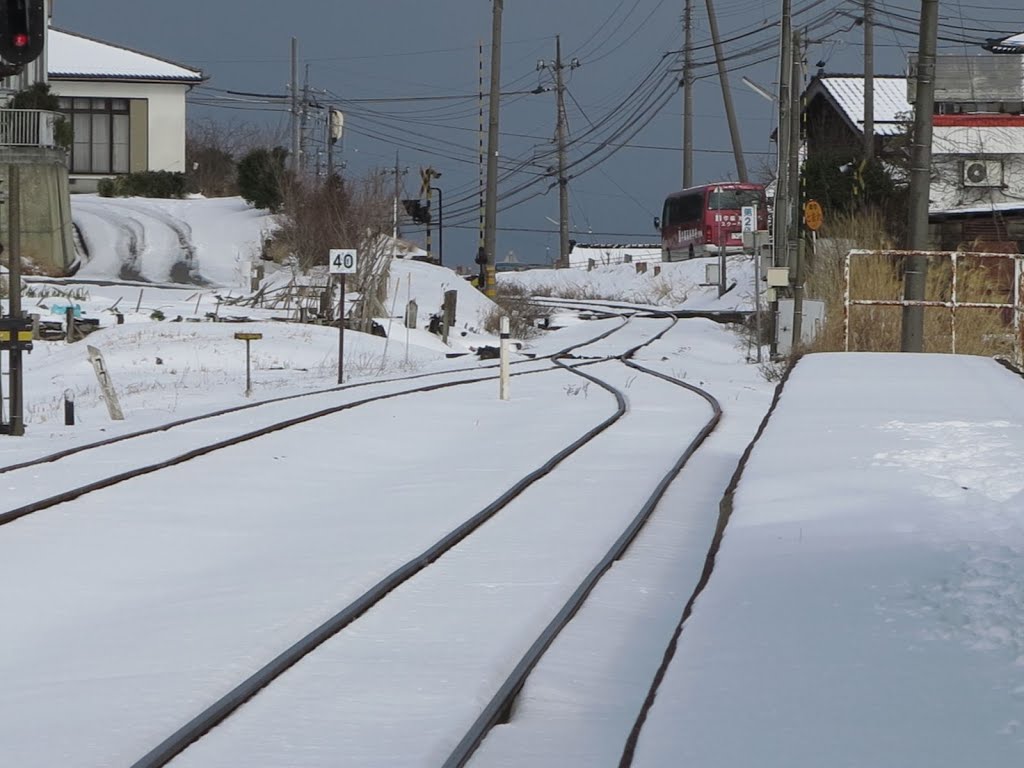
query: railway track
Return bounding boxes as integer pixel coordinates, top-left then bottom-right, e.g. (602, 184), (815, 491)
(2, 303), (739, 767)
(113, 311), (724, 768)
(0, 312), (634, 527)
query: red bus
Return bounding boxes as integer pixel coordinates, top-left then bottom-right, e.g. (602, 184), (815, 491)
(657, 182), (768, 261)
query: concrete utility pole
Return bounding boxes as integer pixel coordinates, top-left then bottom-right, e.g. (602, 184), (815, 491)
(775, 0), (792, 268)
(483, 0), (503, 298)
(863, 0), (875, 159)
(902, 0), (939, 352)
(704, 0), (748, 181)
(789, 30), (805, 350)
(548, 35), (579, 269)
(682, 0), (694, 187)
(300, 63), (311, 177)
(7, 166), (24, 436)
(290, 37), (300, 175)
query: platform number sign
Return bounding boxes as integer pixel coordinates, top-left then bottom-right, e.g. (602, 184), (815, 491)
(329, 249), (358, 274)
(741, 205), (757, 234)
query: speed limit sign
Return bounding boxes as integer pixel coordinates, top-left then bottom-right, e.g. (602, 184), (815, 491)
(329, 249), (358, 274)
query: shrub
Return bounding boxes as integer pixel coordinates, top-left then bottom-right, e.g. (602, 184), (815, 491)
(97, 178), (116, 197)
(97, 171), (187, 199)
(480, 283), (550, 339)
(7, 83), (72, 150)
(237, 147), (288, 212)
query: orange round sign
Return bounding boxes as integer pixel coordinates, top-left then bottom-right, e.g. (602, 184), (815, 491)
(804, 200), (824, 231)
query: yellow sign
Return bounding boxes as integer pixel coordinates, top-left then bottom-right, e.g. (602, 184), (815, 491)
(804, 199), (824, 231)
(234, 332), (263, 341)
(0, 330), (32, 342)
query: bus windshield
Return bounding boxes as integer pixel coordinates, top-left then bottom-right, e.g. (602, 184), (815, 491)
(708, 189), (763, 210)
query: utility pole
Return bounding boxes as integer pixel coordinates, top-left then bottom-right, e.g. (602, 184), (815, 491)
(300, 63), (311, 177)
(483, 0), (503, 298)
(863, 0), (874, 159)
(902, 0), (938, 352)
(682, 0), (694, 187)
(543, 35), (579, 269)
(789, 30), (805, 351)
(290, 37), (300, 176)
(704, 0), (748, 181)
(770, 0), (792, 358)
(384, 151), (406, 246)
(7, 166), (24, 436)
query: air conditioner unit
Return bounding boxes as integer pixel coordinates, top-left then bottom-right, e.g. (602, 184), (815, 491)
(962, 159), (1004, 188)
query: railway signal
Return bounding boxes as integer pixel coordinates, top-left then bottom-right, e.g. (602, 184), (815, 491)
(0, 0), (45, 66)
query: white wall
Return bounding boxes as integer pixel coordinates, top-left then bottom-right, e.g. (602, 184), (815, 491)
(930, 125), (1024, 213)
(49, 79), (189, 172)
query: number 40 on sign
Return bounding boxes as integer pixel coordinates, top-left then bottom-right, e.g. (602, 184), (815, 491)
(329, 249), (358, 274)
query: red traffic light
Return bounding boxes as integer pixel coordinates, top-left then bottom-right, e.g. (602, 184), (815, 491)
(13, 33), (27, 48)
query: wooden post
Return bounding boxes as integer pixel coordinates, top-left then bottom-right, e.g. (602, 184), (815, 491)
(441, 289), (457, 344)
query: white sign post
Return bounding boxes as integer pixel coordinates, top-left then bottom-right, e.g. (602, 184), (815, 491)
(741, 206), (763, 363)
(329, 250), (358, 384)
(741, 205), (756, 235)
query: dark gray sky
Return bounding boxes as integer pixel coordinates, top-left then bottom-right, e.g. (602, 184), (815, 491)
(55, 1), (1019, 268)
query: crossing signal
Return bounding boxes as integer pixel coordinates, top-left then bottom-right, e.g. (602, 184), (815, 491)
(0, 0), (45, 66)
(402, 198), (431, 225)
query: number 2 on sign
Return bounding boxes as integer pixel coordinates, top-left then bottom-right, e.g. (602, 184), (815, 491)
(329, 249), (358, 274)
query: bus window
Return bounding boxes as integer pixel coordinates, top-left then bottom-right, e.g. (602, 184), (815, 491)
(708, 188), (764, 210)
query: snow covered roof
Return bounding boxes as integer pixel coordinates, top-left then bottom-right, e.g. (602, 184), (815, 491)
(48, 28), (204, 83)
(810, 75), (911, 137)
(983, 33), (1024, 54)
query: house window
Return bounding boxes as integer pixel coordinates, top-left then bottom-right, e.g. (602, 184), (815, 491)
(57, 97), (130, 174)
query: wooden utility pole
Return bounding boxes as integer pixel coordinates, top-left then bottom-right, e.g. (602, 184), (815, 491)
(682, 0), (694, 187)
(704, 0), (747, 181)
(863, 0), (875, 159)
(483, 0), (503, 297)
(902, 0), (939, 352)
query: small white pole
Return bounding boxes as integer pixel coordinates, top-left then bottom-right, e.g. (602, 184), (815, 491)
(499, 316), (510, 401)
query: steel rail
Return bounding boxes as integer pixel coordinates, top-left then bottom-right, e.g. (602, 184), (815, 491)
(443, 318), (723, 767)
(0, 317), (623, 476)
(616, 356), (800, 767)
(126, 314), (654, 768)
(0, 313), (638, 528)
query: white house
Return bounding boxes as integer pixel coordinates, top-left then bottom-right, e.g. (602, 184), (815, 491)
(1, 11), (204, 191)
(47, 28), (205, 190)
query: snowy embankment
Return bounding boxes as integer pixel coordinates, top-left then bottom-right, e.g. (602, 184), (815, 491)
(1, 196), (509, 443)
(499, 254), (758, 312)
(632, 353), (1024, 767)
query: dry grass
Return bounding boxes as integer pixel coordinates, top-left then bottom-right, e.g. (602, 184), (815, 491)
(805, 211), (1016, 357)
(480, 283), (551, 339)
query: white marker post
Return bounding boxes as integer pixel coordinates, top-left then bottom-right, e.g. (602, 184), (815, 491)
(86, 345), (125, 420)
(499, 316), (510, 401)
(742, 205), (762, 362)
(329, 249), (358, 384)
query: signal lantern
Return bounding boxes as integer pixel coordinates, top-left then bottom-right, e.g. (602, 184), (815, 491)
(0, 0), (45, 66)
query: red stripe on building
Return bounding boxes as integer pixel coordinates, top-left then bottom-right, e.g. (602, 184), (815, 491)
(933, 114), (1024, 127)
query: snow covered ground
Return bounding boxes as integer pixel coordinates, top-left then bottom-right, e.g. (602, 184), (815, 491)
(3, 194), (1022, 766)
(631, 353), (1024, 767)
